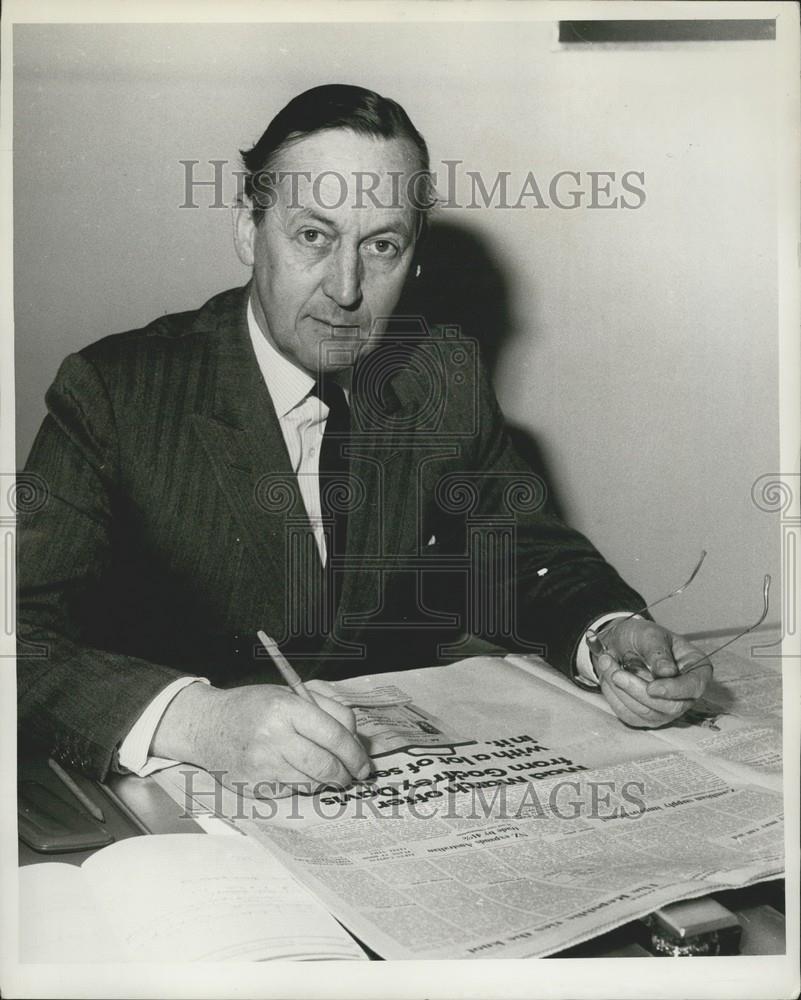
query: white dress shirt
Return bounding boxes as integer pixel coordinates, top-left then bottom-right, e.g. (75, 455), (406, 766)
(118, 298), (626, 774)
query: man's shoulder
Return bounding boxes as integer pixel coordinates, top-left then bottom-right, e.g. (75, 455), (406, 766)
(78, 285), (247, 369)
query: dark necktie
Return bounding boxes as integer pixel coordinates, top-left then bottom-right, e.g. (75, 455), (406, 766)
(312, 377), (351, 621)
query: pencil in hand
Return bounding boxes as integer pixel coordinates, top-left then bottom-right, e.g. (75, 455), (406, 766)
(256, 630), (374, 786)
(256, 631), (315, 703)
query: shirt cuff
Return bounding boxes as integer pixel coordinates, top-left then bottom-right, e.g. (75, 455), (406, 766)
(575, 613), (643, 686)
(117, 676), (210, 776)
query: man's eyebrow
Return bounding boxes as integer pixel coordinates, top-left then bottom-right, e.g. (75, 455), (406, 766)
(287, 208), (339, 230)
(363, 217), (414, 240)
(287, 208), (414, 240)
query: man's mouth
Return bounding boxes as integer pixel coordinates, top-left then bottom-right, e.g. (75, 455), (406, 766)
(313, 318), (362, 337)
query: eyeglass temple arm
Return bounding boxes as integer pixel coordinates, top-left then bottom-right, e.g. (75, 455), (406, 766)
(681, 574), (771, 672)
(626, 549), (708, 620)
(586, 550), (708, 654)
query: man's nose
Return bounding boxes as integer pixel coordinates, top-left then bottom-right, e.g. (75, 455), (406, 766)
(321, 247), (363, 310)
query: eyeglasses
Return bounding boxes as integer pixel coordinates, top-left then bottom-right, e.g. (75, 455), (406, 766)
(586, 550), (771, 674)
(682, 573), (771, 673)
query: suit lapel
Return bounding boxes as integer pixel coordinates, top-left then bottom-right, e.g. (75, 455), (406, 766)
(188, 291), (434, 654)
(190, 288), (323, 637)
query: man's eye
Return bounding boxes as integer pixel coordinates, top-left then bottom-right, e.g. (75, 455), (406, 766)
(364, 238), (399, 258)
(300, 228), (327, 245)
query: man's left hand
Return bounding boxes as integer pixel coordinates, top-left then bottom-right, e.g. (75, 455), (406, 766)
(592, 619), (712, 727)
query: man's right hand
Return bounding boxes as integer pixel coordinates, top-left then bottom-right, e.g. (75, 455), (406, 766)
(151, 681), (371, 798)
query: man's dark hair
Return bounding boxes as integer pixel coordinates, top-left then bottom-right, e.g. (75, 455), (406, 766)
(239, 83), (434, 233)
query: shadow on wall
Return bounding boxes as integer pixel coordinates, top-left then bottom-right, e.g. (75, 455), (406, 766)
(397, 218), (569, 523)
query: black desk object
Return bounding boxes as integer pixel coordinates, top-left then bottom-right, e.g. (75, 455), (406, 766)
(17, 758), (201, 868)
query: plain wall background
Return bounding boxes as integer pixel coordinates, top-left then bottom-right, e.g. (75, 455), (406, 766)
(13, 21), (780, 635)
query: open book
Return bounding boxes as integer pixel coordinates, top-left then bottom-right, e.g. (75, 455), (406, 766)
(19, 833), (366, 962)
(155, 643), (784, 960)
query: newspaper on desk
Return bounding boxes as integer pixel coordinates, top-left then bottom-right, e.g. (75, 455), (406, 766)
(155, 646), (784, 960)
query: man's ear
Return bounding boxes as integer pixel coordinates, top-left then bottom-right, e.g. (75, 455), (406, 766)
(232, 197), (257, 267)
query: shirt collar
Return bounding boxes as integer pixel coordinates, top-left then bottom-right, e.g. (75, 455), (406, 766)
(246, 297), (316, 418)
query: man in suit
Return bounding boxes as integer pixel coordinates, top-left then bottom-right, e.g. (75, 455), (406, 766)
(17, 85), (711, 797)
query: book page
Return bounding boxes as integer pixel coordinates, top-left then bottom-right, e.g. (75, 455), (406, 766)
(19, 863), (122, 963)
(81, 834), (366, 961)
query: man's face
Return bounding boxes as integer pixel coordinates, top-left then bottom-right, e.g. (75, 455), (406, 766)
(234, 128), (420, 377)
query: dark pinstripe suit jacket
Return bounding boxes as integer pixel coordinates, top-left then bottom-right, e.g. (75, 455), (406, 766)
(17, 285), (644, 778)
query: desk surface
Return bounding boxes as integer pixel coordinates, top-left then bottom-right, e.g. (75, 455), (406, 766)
(19, 631), (787, 959)
(20, 764), (783, 959)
